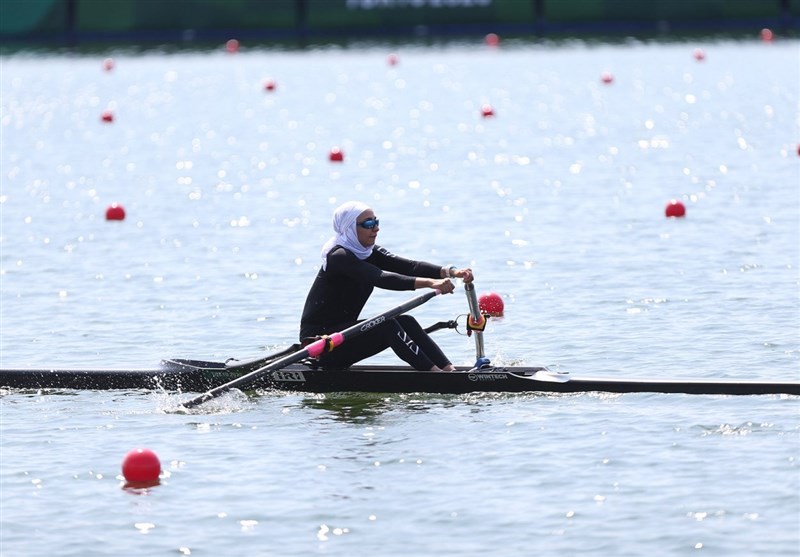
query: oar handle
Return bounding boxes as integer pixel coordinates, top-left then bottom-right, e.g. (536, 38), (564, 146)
(182, 289), (440, 409)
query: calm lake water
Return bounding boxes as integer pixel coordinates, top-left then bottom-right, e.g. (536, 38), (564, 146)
(1, 38), (799, 556)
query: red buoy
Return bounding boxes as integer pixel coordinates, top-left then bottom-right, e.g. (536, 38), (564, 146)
(122, 448), (161, 484)
(105, 203), (126, 221)
(226, 39), (240, 53)
(665, 199), (686, 218)
(387, 53), (399, 66)
(329, 147), (344, 162)
(481, 104), (495, 118)
(485, 33), (500, 47)
(693, 48), (706, 61)
(601, 71), (614, 84)
(101, 110), (114, 123)
(760, 28), (774, 42)
(263, 79), (276, 92)
(103, 58), (115, 72)
(478, 293), (504, 317)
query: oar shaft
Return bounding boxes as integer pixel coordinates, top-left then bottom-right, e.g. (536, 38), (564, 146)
(182, 289), (440, 409)
(464, 282), (485, 359)
(182, 349), (311, 408)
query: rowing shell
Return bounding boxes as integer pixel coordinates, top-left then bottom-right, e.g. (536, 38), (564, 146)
(1, 358), (798, 396)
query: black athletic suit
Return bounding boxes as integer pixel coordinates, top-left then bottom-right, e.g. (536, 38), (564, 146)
(300, 245), (451, 370)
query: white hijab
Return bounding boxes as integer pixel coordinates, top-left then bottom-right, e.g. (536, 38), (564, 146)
(320, 201), (373, 270)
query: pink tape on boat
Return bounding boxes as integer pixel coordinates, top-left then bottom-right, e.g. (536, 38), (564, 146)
(306, 338), (326, 358)
(306, 333), (345, 358)
(327, 332), (344, 348)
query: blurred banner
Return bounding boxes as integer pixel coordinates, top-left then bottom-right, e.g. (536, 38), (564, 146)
(1, 0), (796, 46)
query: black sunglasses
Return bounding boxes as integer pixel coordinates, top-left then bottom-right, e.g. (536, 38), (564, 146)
(357, 218), (379, 229)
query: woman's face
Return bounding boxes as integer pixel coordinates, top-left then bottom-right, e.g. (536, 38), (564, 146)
(356, 208), (379, 248)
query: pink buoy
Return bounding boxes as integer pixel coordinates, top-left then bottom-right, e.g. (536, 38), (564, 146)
(105, 203), (126, 221)
(665, 199), (686, 218)
(122, 448), (160, 484)
(478, 293), (504, 317)
(485, 33), (500, 47)
(329, 147), (344, 162)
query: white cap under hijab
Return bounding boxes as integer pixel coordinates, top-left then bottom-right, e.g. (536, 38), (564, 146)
(320, 201), (374, 270)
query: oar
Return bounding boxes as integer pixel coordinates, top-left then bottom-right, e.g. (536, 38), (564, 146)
(181, 290), (441, 408)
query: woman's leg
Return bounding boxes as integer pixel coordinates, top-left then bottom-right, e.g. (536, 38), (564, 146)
(317, 323), (390, 369)
(318, 317), (440, 371)
(394, 315), (453, 370)
(384, 317), (439, 371)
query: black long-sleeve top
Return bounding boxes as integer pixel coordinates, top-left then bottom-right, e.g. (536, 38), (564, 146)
(299, 245), (442, 339)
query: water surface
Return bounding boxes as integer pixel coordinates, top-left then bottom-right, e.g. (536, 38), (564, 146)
(1, 39), (798, 556)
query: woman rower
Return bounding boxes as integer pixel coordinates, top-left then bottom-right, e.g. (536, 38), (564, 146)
(299, 201), (473, 371)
